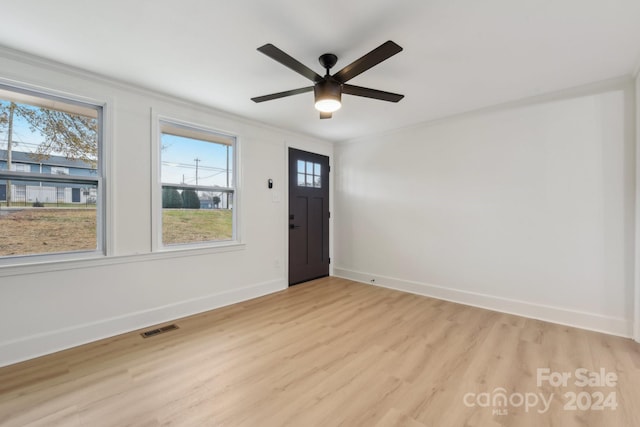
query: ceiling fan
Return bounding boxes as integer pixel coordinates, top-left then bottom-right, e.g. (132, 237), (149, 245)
(251, 41), (404, 119)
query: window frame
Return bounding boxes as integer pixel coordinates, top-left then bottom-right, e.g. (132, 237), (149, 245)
(151, 113), (240, 252)
(0, 81), (106, 265)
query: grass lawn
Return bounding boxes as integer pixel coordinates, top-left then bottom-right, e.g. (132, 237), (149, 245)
(162, 209), (233, 245)
(0, 208), (233, 256)
(0, 209), (97, 256)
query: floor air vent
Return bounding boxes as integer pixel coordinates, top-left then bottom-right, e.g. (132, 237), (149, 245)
(141, 324), (179, 338)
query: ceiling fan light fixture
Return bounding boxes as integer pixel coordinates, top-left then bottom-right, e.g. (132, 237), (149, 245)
(252, 41), (404, 119)
(314, 81), (342, 113)
(315, 98), (341, 113)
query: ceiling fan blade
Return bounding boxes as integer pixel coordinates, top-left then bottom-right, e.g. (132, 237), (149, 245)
(342, 84), (404, 102)
(333, 41), (403, 83)
(257, 44), (323, 83)
(251, 86), (314, 103)
(320, 112), (332, 119)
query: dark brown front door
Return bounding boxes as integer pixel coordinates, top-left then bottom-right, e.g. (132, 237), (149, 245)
(288, 148), (330, 286)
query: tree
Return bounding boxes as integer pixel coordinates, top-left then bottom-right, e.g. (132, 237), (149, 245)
(0, 100), (98, 206)
(182, 189), (200, 209)
(22, 106), (98, 167)
(162, 188), (183, 208)
(212, 195), (221, 209)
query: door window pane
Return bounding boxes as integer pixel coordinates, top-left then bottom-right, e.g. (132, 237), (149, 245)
(296, 161), (323, 188)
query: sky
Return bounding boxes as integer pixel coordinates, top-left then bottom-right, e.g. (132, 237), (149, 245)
(161, 134), (233, 188)
(0, 105), (44, 153)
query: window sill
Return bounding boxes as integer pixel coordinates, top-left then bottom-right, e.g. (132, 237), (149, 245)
(0, 242), (246, 278)
(154, 240), (245, 256)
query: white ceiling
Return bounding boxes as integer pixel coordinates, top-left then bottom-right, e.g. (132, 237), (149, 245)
(1, 0), (639, 142)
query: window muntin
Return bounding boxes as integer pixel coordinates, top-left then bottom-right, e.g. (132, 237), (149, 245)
(159, 120), (236, 247)
(297, 160), (322, 188)
(0, 84), (102, 259)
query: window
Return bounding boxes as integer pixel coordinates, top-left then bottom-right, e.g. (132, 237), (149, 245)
(0, 84), (103, 259)
(14, 184), (26, 200)
(158, 119), (236, 247)
(50, 166), (69, 175)
(10, 163), (30, 172)
(297, 160), (322, 188)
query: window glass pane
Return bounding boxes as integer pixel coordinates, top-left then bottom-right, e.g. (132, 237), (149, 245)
(314, 163), (321, 176)
(161, 134), (232, 188)
(306, 174), (313, 186)
(297, 173), (305, 186)
(0, 88), (101, 259)
(10, 163), (30, 172)
(306, 161), (313, 174)
(51, 166), (70, 175)
(162, 187), (233, 245)
(314, 176), (321, 188)
(160, 122), (236, 246)
(0, 181), (98, 257)
(297, 160), (305, 174)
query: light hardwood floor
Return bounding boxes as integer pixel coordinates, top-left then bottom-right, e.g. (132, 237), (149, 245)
(1, 277), (639, 426)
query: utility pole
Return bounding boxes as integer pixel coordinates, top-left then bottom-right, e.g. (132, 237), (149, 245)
(226, 146), (229, 209)
(194, 157), (201, 186)
(5, 103), (15, 207)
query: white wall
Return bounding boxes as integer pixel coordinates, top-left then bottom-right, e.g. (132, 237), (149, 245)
(635, 70), (640, 342)
(0, 48), (333, 367)
(335, 78), (636, 337)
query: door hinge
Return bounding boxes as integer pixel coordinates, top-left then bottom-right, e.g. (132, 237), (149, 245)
(329, 257), (331, 264)
(328, 211), (331, 219)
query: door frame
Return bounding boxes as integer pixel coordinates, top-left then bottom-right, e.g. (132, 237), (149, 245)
(284, 143), (333, 286)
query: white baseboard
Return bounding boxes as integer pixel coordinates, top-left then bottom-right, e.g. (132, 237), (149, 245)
(0, 278), (286, 368)
(333, 268), (632, 338)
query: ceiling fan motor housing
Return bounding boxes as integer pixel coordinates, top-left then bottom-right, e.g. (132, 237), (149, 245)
(319, 53), (338, 72)
(314, 79), (342, 112)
